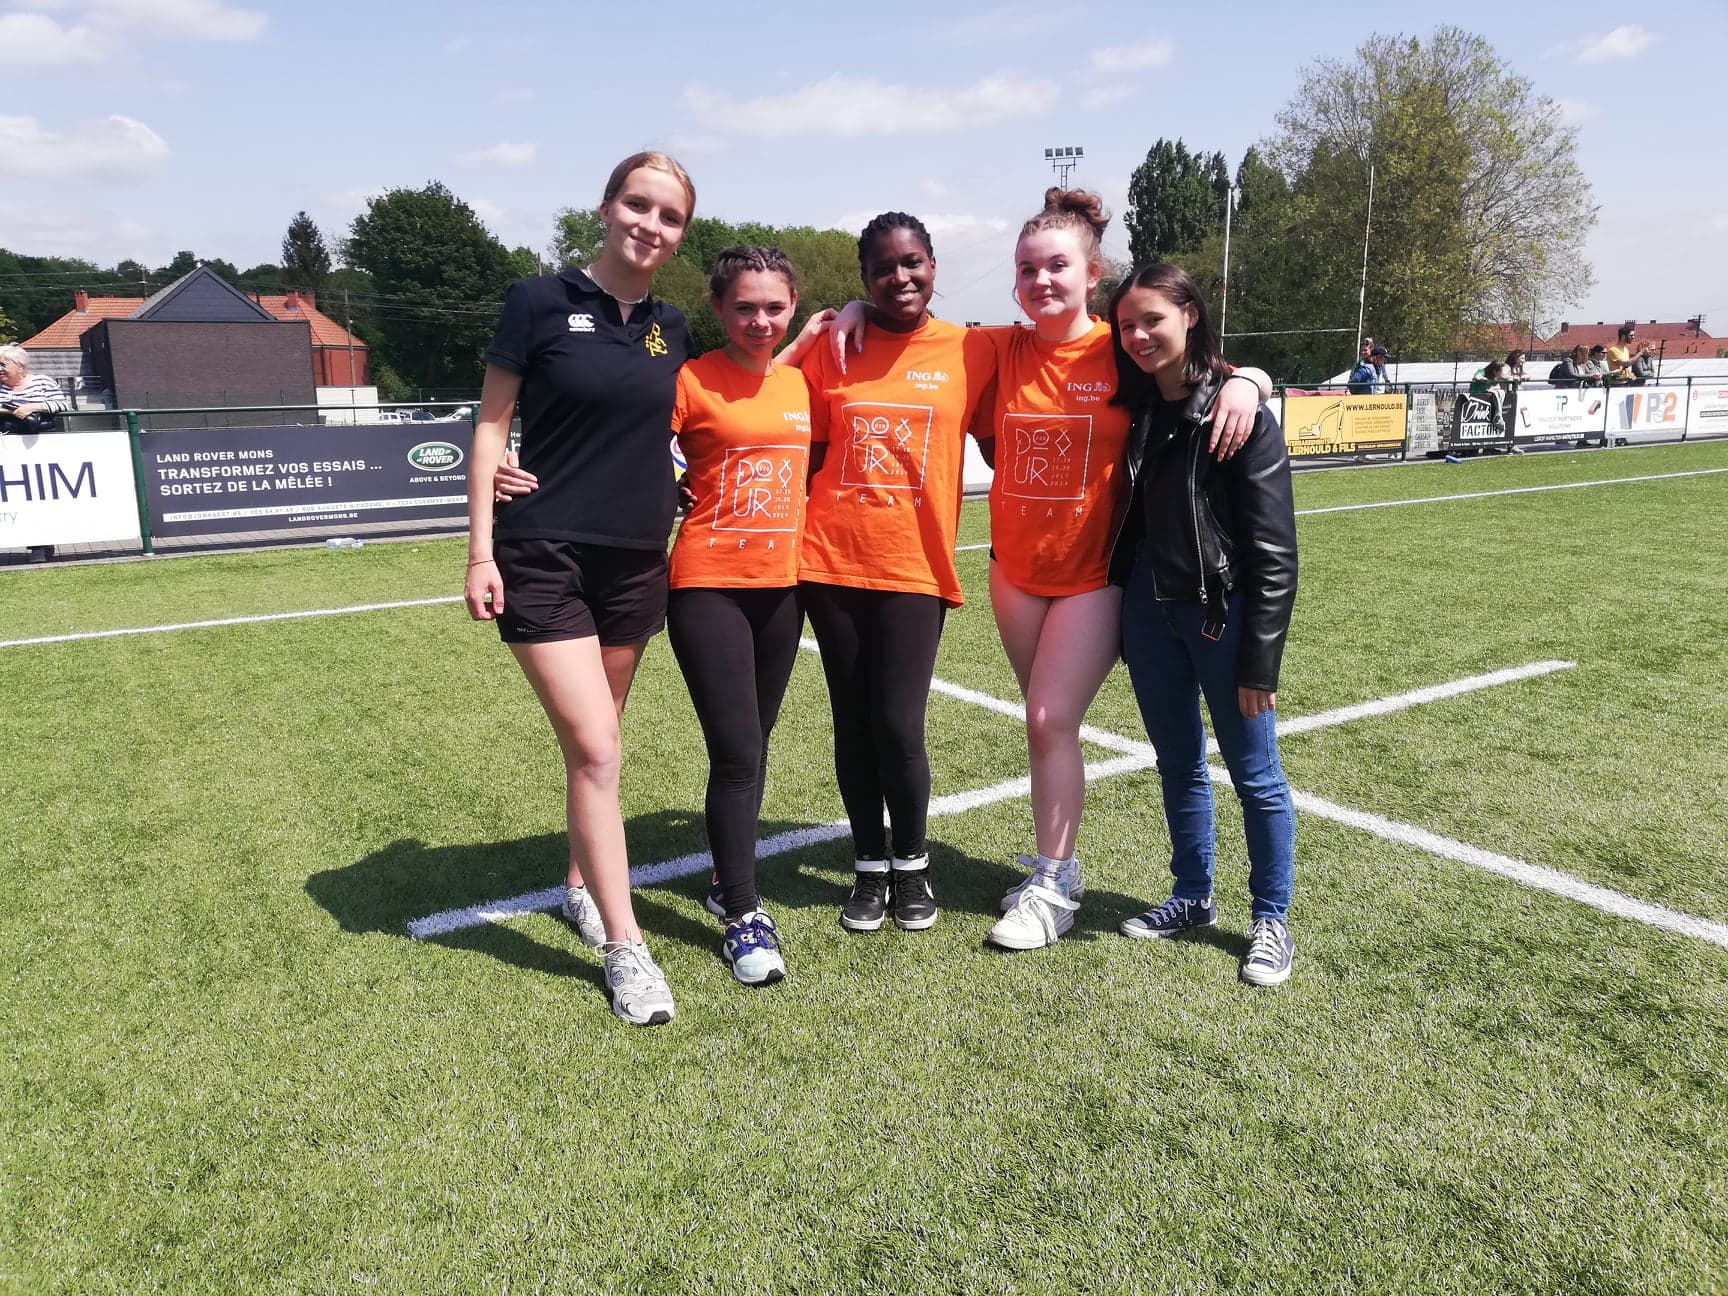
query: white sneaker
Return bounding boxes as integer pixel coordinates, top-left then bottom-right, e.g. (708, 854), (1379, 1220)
(560, 884), (606, 948)
(603, 941), (676, 1026)
(999, 854), (1085, 911)
(988, 879), (1080, 951)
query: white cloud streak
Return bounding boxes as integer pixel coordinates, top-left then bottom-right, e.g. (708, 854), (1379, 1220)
(1080, 83), (1134, 110)
(685, 74), (1059, 137)
(935, 3), (1088, 43)
(0, 114), (170, 181)
(2, 0), (265, 67)
(454, 141), (539, 167)
(1090, 40), (1173, 72)
(1573, 25), (1659, 63)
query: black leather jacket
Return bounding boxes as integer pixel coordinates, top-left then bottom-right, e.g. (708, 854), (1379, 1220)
(1107, 375), (1298, 691)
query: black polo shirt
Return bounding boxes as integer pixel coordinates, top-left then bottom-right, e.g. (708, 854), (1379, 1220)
(485, 267), (693, 549)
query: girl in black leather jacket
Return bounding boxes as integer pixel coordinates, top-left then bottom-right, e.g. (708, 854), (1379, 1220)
(1105, 262), (1301, 988)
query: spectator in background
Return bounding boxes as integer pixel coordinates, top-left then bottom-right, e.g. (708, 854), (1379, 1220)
(1503, 350), (1527, 382)
(1630, 341), (1659, 385)
(1348, 343), (1388, 394)
(1588, 345), (1610, 381)
(1548, 344), (1595, 387)
(1606, 325), (1638, 383)
(0, 344), (72, 563)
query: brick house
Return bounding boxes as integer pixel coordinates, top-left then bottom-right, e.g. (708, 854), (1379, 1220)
(21, 267), (370, 409)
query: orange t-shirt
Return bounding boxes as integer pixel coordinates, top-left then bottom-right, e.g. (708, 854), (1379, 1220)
(976, 320), (1131, 596)
(800, 317), (995, 606)
(668, 351), (812, 590)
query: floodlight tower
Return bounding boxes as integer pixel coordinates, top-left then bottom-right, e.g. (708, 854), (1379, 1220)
(1044, 145), (1084, 187)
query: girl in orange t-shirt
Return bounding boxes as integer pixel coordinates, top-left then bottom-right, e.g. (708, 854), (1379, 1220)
(801, 212), (994, 936)
(665, 247), (814, 986)
(979, 192), (1269, 951)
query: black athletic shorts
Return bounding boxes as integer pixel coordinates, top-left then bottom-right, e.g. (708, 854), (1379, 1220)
(492, 538), (668, 646)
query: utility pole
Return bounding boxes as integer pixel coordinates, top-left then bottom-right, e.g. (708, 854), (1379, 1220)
(1354, 163), (1375, 362)
(1220, 183), (1239, 347)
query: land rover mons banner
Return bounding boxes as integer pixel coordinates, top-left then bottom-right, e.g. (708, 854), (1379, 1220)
(139, 423), (473, 539)
(1, 429), (142, 547)
(1280, 393), (1408, 458)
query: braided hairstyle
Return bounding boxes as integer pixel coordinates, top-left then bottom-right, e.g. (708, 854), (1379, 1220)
(709, 245), (799, 300)
(856, 212), (933, 276)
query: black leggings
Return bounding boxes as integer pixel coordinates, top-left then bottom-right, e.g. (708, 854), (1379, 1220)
(799, 581), (946, 860)
(667, 586), (803, 920)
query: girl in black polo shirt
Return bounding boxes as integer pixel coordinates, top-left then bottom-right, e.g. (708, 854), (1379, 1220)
(465, 151), (696, 1027)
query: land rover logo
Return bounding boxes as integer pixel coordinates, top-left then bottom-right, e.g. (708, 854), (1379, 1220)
(407, 441), (463, 472)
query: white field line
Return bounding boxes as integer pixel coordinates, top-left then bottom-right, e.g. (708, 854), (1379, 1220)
(1293, 467), (1728, 518)
(406, 659), (1574, 939)
(956, 542), (991, 552)
(0, 596), (463, 649)
(1206, 766), (1728, 951)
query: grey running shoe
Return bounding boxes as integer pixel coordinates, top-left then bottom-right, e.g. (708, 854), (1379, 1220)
(560, 884), (606, 948)
(603, 941), (676, 1025)
(999, 853), (1085, 911)
(1118, 894), (1218, 940)
(1240, 916), (1295, 987)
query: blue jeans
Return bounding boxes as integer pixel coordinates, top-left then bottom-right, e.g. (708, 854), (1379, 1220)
(1120, 570), (1295, 920)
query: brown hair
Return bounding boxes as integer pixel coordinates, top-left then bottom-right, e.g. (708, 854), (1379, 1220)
(1107, 262), (1228, 405)
(708, 245), (799, 300)
(1019, 187), (1110, 270)
(601, 151), (696, 219)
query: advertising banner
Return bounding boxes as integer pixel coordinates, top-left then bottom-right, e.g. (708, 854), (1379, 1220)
(139, 423), (473, 539)
(1280, 393), (1408, 458)
(1404, 392), (1441, 457)
(1686, 382), (1728, 440)
(1450, 393), (1512, 449)
(1510, 389), (1608, 447)
(0, 430), (142, 548)
(1605, 385), (1687, 445)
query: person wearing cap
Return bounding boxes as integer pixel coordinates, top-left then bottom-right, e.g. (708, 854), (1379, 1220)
(1348, 344), (1388, 394)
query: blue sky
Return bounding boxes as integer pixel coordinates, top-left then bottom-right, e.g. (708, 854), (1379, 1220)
(3, 0), (1723, 338)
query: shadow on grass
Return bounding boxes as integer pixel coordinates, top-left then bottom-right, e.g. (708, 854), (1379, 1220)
(308, 810), (1020, 975)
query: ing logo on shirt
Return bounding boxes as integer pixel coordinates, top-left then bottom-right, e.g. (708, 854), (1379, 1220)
(644, 322), (668, 357)
(714, 445), (808, 533)
(1000, 413), (1093, 502)
(839, 401), (934, 492)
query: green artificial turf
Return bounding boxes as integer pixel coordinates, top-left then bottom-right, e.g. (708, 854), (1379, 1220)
(3, 443), (1725, 1294)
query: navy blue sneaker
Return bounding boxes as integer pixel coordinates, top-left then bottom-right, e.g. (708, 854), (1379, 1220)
(722, 910), (786, 986)
(1119, 894), (1217, 940)
(1239, 916), (1294, 986)
(703, 871), (726, 920)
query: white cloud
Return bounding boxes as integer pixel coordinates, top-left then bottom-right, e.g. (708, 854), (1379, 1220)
(445, 34), (473, 53)
(685, 74), (1059, 137)
(454, 141), (539, 167)
(0, 12), (103, 64)
(1706, 215), (1728, 235)
(1573, 25), (1659, 64)
(1554, 99), (1597, 125)
(832, 211), (1011, 245)
(1091, 40), (1173, 72)
(495, 87), (534, 104)
(655, 132), (728, 157)
(91, 0), (267, 42)
(936, 3), (1088, 43)
(920, 179), (950, 199)
(0, 200), (152, 260)
(0, 114), (169, 181)
(1080, 83), (1134, 110)
(468, 197), (505, 227)
(2, 0), (264, 68)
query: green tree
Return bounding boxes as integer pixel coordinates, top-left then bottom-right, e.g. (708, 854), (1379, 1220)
(1125, 139), (1230, 265)
(281, 211), (332, 295)
(549, 208), (605, 267)
(1245, 26), (1595, 379)
(0, 306), (15, 343)
(344, 182), (516, 391)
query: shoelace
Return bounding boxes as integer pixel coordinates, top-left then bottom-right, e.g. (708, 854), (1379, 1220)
(1142, 896), (1193, 926)
(609, 943), (662, 991)
(1007, 884), (1078, 938)
(1245, 919), (1286, 964)
(728, 915), (781, 954)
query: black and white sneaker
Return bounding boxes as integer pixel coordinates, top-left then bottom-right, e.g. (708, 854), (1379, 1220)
(839, 864), (891, 932)
(1240, 916), (1294, 987)
(1119, 894), (1217, 940)
(890, 864), (939, 931)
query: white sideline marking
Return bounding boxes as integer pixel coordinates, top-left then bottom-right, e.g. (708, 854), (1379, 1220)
(956, 542), (991, 552)
(1294, 467), (1728, 518)
(1210, 766), (1728, 951)
(406, 659), (1576, 939)
(0, 596), (462, 649)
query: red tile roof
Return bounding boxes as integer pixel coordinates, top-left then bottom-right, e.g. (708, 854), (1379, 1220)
(1547, 319), (1719, 358)
(22, 297), (139, 348)
(22, 291), (367, 351)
